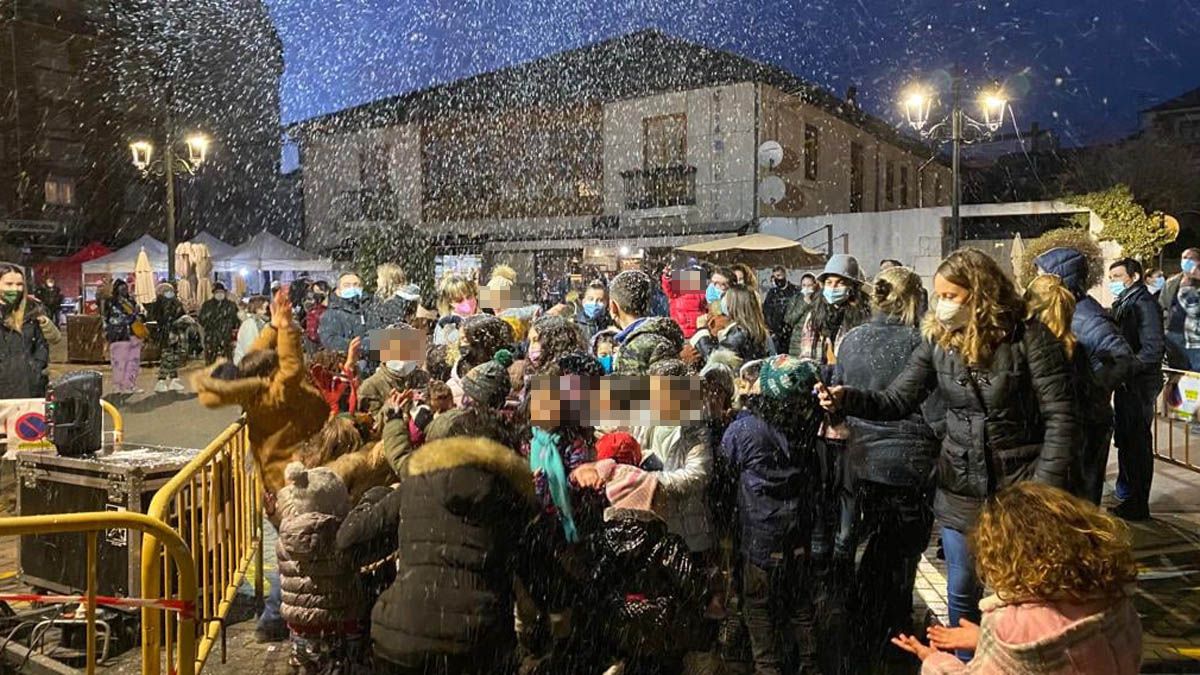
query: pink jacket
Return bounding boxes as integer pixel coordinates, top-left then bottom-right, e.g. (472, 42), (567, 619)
(922, 592), (1141, 675)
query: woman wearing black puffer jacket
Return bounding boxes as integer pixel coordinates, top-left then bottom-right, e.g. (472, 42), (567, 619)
(692, 286), (770, 362)
(819, 248), (1075, 660)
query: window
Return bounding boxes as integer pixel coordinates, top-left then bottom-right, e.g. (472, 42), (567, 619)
(849, 142), (864, 213)
(900, 166), (910, 207)
(885, 160), (895, 203)
(1178, 119), (1200, 141)
(44, 176), (75, 206)
(643, 114), (687, 168)
(804, 124), (819, 180)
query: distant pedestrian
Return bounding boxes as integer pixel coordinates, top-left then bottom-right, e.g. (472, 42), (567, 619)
(148, 282), (188, 393)
(234, 295), (270, 365)
(34, 275), (63, 325)
(198, 282), (240, 364)
(104, 278), (145, 395)
(762, 266), (800, 353)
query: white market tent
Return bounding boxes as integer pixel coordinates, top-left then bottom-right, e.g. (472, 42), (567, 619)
(186, 230), (236, 259)
(215, 231), (332, 273)
(80, 234), (169, 275)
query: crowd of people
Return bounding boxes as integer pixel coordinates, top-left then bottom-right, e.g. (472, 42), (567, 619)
(0, 236), (1183, 674)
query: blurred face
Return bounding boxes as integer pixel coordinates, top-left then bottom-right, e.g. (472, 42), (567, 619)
(45, 278), (55, 287)
(933, 274), (971, 305)
(677, 270), (703, 292)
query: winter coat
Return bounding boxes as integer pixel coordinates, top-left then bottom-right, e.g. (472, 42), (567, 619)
(791, 300), (871, 364)
(662, 274), (707, 339)
(198, 298), (240, 345)
(720, 408), (815, 569)
(358, 365), (413, 419)
(782, 293), (816, 353)
(574, 306), (613, 344)
(587, 508), (708, 658)
(34, 284), (63, 317)
(0, 313), (48, 399)
(318, 294), (377, 354)
(1112, 283), (1165, 385)
(146, 296), (185, 347)
(921, 592), (1141, 675)
(693, 321), (769, 363)
(836, 315), (941, 488)
(1162, 273), (1186, 332)
(763, 282), (801, 339)
(191, 322), (329, 497)
(841, 320), (1076, 533)
(233, 315), (266, 365)
(304, 304), (326, 345)
(1034, 248), (1136, 421)
(277, 511), (362, 634)
(104, 295), (141, 344)
(612, 316), (686, 375)
(643, 425), (714, 552)
(334, 437), (537, 668)
(371, 293), (413, 329)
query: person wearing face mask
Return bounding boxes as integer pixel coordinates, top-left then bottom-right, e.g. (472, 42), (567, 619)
(817, 248), (1075, 660)
(34, 275), (63, 326)
(0, 262), (49, 399)
(790, 255), (871, 363)
(1145, 268), (1165, 298)
(319, 273), (380, 355)
(235, 295), (271, 365)
(1160, 248), (1200, 324)
(762, 266), (800, 354)
(199, 282), (241, 364)
(575, 279), (613, 342)
(781, 273), (819, 352)
(148, 281), (188, 393)
(431, 273), (480, 360)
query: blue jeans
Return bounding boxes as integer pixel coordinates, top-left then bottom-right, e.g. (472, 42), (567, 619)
(942, 526), (982, 661)
(258, 519), (282, 627)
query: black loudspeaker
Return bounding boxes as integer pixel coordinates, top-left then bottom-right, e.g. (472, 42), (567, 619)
(46, 371), (103, 457)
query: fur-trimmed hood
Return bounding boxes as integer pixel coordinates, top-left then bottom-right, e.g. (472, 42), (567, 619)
(190, 360), (270, 408)
(405, 436), (534, 500)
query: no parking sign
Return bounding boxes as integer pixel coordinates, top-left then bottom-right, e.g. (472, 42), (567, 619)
(1, 399), (55, 454)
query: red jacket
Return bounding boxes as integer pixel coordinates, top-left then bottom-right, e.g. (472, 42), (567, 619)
(304, 304), (326, 344)
(662, 274), (706, 338)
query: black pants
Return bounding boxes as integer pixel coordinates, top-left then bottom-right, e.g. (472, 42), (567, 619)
(811, 439), (855, 562)
(1073, 417), (1114, 505)
(1113, 378), (1160, 512)
(204, 337), (233, 365)
(854, 482), (935, 668)
(742, 557), (818, 675)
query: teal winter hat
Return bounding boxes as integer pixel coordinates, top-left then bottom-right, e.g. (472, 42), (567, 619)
(759, 355), (819, 400)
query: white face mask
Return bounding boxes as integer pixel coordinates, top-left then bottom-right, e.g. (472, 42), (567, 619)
(385, 360), (417, 377)
(214, 293), (226, 301)
(936, 299), (969, 331)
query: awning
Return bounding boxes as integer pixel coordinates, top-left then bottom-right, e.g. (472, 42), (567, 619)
(483, 233), (733, 253)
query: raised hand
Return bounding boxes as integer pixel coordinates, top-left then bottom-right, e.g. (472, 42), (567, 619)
(271, 288), (292, 329)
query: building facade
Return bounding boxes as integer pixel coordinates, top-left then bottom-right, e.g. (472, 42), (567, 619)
(292, 31), (951, 294)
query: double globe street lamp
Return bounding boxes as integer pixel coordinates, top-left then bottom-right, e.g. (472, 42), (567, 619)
(900, 78), (1008, 247)
(130, 131), (212, 280)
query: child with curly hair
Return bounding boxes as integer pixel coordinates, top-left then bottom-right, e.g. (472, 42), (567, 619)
(893, 481), (1141, 673)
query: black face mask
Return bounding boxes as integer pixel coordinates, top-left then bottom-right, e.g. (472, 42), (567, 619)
(773, 277), (787, 288)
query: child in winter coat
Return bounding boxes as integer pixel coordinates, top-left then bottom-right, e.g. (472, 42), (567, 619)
(893, 482), (1142, 674)
(663, 269), (707, 339)
(275, 462), (361, 673)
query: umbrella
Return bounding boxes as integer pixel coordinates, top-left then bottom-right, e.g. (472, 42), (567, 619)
(194, 243), (213, 305)
(233, 273), (247, 299)
(675, 233), (826, 269)
(175, 242), (196, 309)
(1010, 233), (1026, 286)
(134, 247), (156, 305)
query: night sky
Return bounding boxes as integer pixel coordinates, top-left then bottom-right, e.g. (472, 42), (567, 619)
(264, 0), (1200, 145)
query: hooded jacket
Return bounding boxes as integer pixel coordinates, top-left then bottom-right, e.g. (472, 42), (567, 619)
(1034, 248), (1136, 416)
(191, 321), (329, 497)
(613, 316), (686, 375)
(318, 294), (378, 353)
(662, 273), (706, 339)
(0, 308), (48, 399)
(920, 593), (1141, 675)
(335, 437), (538, 668)
(841, 320), (1076, 533)
(574, 304), (613, 343)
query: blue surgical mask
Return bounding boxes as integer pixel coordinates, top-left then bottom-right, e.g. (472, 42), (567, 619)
(1152, 277), (1166, 291)
(340, 287), (362, 300)
(705, 283), (723, 304)
(597, 354), (614, 374)
(823, 287), (849, 305)
(1184, 259), (1198, 275)
(582, 300), (604, 319)
(1107, 281), (1128, 298)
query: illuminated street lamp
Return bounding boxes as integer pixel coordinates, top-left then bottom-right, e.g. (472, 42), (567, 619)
(129, 129), (212, 280)
(899, 77), (1009, 247)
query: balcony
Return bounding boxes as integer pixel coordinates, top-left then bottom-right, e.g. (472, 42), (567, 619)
(331, 188), (398, 222)
(620, 165), (697, 210)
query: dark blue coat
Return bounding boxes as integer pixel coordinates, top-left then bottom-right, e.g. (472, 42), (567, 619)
(719, 409), (811, 569)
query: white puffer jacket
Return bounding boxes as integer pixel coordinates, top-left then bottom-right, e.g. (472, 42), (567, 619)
(644, 424), (714, 553)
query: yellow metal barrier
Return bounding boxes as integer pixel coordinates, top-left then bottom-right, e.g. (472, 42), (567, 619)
(0, 512), (198, 675)
(100, 398), (124, 446)
(141, 417), (263, 675)
(1155, 368), (1200, 474)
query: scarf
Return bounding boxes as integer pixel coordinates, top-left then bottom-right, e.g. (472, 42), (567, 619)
(529, 426), (579, 543)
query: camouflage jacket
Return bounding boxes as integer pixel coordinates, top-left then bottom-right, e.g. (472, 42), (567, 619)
(613, 317), (685, 375)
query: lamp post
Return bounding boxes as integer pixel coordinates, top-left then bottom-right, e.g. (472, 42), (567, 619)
(901, 75), (1008, 249)
(130, 125), (210, 280)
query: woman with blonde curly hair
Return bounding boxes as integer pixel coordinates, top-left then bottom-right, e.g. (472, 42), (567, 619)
(819, 248), (1075, 656)
(432, 273), (480, 353)
(893, 482), (1141, 674)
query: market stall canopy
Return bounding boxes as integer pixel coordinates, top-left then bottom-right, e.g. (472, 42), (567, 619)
(81, 234), (168, 275)
(675, 233), (826, 269)
(215, 231), (332, 273)
(186, 231), (236, 259)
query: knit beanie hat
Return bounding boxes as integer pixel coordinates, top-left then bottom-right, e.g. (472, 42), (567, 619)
(759, 354), (819, 400)
(277, 462), (350, 520)
(557, 351), (605, 377)
(596, 431), (642, 466)
(462, 349), (514, 409)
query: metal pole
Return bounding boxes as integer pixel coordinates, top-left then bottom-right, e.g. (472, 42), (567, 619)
(951, 75), (963, 250)
(165, 125), (176, 281)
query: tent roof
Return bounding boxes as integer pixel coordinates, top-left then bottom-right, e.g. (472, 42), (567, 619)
(217, 231), (332, 272)
(65, 242), (113, 263)
(186, 231), (236, 259)
(81, 234), (168, 274)
(675, 233), (826, 268)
